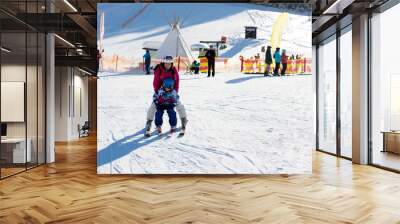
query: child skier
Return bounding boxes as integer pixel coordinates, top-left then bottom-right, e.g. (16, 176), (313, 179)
(153, 78), (178, 134)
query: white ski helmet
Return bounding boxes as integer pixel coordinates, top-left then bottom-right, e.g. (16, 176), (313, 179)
(162, 55), (174, 64)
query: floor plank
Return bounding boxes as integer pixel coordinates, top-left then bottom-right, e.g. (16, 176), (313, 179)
(1, 135), (400, 223)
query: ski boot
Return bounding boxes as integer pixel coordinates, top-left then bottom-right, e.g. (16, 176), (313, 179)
(156, 126), (162, 135)
(144, 120), (152, 137)
(179, 117), (188, 136)
(170, 126), (177, 134)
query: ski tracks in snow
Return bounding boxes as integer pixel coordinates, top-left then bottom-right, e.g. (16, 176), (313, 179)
(97, 73), (313, 174)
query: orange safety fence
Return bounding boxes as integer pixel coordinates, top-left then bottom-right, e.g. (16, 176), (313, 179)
(241, 58), (312, 75)
(99, 54), (311, 75)
(147, 57), (192, 71)
(199, 57), (229, 73)
(101, 55), (194, 73)
(199, 57), (208, 73)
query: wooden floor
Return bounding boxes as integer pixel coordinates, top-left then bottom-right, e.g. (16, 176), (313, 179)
(1, 135), (400, 224)
(0, 167), (26, 178)
(373, 151), (400, 171)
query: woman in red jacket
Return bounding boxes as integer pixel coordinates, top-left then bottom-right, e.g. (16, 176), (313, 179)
(145, 56), (188, 136)
(153, 59), (180, 93)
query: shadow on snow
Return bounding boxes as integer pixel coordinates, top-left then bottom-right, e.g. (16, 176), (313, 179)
(225, 75), (266, 84)
(97, 127), (181, 167)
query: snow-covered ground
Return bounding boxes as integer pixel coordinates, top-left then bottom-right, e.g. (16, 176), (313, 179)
(97, 72), (313, 174)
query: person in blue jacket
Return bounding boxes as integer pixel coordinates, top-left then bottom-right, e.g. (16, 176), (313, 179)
(153, 78), (178, 134)
(273, 47), (281, 76)
(143, 49), (151, 75)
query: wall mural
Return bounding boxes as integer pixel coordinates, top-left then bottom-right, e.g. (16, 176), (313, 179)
(97, 3), (313, 174)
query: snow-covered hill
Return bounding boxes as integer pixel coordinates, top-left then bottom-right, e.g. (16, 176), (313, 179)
(98, 3), (311, 62)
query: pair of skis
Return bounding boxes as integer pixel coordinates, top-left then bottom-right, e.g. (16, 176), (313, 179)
(144, 119), (187, 137)
(144, 126), (185, 137)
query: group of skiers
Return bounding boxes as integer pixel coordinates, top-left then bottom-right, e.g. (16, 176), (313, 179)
(143, 46), (217, 77)
(142, 45), (219, 136)
(144, 44), (296, 136)
(264, 46), (288, 76)
(189, 46), (217, 76)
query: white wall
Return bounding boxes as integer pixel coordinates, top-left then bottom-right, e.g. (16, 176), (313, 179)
(1, 65), (29, 138)
(55, 67), (89, 141)
(1, 63), (46, 163)
(55, 66), (70, 141)
(69, 72), (89, 138)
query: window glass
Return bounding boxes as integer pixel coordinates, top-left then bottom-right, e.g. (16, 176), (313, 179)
(371, 3), (400, 170)
(340, 28), (352, 158)
(318, 35), (337, 154)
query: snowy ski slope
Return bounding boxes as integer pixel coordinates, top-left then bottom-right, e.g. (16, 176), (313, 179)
(97, 73), (313, 174)
(97, 3), (311, 63)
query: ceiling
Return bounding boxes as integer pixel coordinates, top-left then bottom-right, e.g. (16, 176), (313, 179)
(311, 0), (390, 43)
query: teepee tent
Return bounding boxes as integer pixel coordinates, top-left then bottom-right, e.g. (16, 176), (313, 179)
(156, 22), (194, 70)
